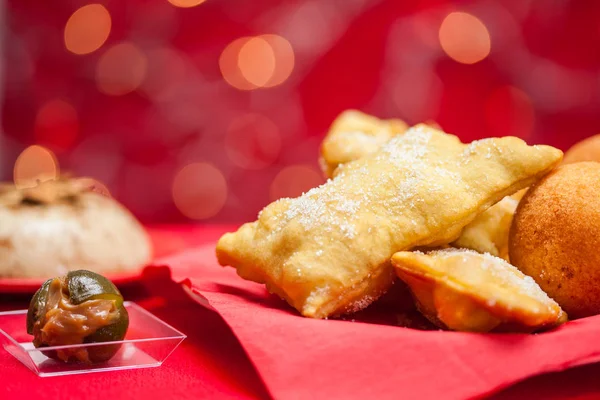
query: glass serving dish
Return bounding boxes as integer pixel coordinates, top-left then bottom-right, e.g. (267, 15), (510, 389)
(0, 301), (186, 377)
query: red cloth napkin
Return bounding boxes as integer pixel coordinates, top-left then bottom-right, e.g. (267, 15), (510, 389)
(165, 244), (600, 400)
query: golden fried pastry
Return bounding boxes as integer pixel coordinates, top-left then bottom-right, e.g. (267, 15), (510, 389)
(319, 110), (408, 178)
(511, 188), (528, 201)
(319, 111), (529, 259)
(451, 195), (519, 260)
(563, 134), (600, 164)
(510, 162), (600, 318)
(0, 178), (152, 278)
(217, 124), (562, 319)
(392, 249), (566, 332)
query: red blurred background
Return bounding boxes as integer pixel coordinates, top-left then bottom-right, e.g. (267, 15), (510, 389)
(2, 0), (600, 223)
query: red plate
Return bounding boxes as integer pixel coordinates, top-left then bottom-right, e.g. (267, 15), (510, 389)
(0, 269), (144, 294)
(0, 224), (225, 294)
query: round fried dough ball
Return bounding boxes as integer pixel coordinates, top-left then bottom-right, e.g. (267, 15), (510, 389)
(509, 162), (600, 318)
(563, 134), (600, 164)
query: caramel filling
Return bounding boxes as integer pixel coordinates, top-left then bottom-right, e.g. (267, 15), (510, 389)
(33, 277), (119, 362)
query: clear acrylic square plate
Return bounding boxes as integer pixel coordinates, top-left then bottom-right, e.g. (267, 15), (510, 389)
(0, 301), (186, 377)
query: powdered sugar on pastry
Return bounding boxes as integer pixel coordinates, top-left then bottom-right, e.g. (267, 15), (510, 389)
(392, 248), (566, 332)
(216, 124), (563, 319)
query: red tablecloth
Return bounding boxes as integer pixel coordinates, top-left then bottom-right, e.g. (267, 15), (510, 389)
(1, 225), (600, 399)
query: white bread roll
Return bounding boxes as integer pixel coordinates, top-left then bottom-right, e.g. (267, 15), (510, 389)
(0, 178), (152, 279)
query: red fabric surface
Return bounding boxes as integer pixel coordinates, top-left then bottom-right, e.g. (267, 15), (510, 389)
(0, 280), (268, 399)
(0, 225), (269, 400)
(173, 243), (600, 399)
(1, 225), (600, 399)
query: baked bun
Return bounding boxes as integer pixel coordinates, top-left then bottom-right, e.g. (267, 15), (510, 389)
(509, 162), (600, 318)
(563, 134), (600, 164)
(0, 178), (152, 279)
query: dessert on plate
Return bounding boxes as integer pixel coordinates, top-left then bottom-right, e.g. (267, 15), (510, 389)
(27, 269), (129, 363)
(0, 178), (152, 279)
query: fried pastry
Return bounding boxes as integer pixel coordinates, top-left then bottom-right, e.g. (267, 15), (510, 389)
(319, 111), (529, 258)
(447, 187), (528, 260)
(451, 195), (519, 260)
(217, 125), (562, 319)
(392, 249), (566, 332)
(319, 110), (408, 178)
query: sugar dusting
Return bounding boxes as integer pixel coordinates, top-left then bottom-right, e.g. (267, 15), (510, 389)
(263, 125), (520, 317)
(279, 126), (439, 239)
(427, 248), (557, 306)
(283, 188), (362, 239)
(265, 125), (478, 246)
(306, 285), (330, 306)
(346, 294), (376, 313)
(253, 125), (556, 318)
(335, 130), (388, 149)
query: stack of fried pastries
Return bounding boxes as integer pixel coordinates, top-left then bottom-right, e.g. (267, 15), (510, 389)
(217, 112), (566, 333)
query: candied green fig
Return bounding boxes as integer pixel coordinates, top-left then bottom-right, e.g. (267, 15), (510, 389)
(27, 270), (129, 363)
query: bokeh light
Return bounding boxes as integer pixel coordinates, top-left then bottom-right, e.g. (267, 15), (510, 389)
(14, 145), (60, 189)
(35, 99), (79, 151)
(167, 0), (206, 8)
(262, 34), (295, 87)
(485, 86), (535, 139)
(238, 36), (276, 87)
(96, 42), (148, 96)
(172, 162), (228, 219)
(220, 37), (254, 90)
(64, 4), (111, 55)
(225, 114), (281, 170)
(220, 34), (294, 90)
(269, 165), (323, 201)
(439, 12), (491, 64)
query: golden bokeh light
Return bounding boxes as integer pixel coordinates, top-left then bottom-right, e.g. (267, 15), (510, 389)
(225, 114), (281, 170)
(220, 37), (255, 91)
(35, 99), (79, 151)
(439, 12), (491, 65)
(64, 4), (111, 55)
(220, 34), (295, 90)
(238, 37), (276, 87)
(269, 165), (323, 202)
(14, 145), (60, 189)
(96, 42), (148, 96)
(172, 162), (228, 220)
(167, 0), (206, 8)
(262, 34), (295, 87)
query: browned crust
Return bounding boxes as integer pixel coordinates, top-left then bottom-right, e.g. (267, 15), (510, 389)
(509, 162), (600, 318)
(563, 134), (600, 164)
